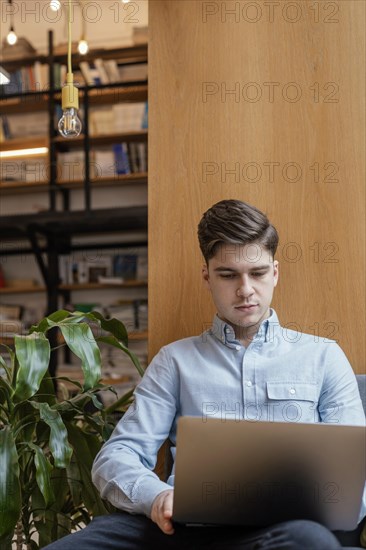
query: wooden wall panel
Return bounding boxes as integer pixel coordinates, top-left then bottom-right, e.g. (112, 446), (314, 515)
(148, 0), (365, 372)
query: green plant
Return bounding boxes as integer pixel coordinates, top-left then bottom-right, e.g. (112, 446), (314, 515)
(0, 309), (144, 549)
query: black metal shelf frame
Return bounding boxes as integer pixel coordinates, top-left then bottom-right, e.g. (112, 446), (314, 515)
(0, 31), (148, 377)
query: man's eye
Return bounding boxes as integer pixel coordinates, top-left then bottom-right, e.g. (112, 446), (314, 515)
(252, 272), (265, 277)
(220, 274), (236, 279)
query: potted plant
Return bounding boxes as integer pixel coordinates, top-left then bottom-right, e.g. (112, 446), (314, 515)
(0, 309), (144, 549)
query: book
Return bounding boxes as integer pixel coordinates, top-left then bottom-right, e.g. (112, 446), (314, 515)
(94, 58), (110, 84)
(2, 70), (22, 95)
(103, 59), (120, 83)
(89, 107), (115, 135)
(136, 142), (147, 172)
(33, 61), (43, 90)
(79, 61), (95, 85)
(0, 304), (22, 320)
(118, 63), (148, 83)
(112, 102), (146, 132)
(113, 142), (131, 175)
(58, 151), (86, 182)
(136, 253), (148, 281)
(97, 276), (125, 284)
(128, 142), (139, 173)
(6, 112), (48, 138)
(113, 254), (137, 280)
(93, 149), (116, 178)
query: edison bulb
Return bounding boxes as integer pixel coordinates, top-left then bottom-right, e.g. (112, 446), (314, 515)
(50, 0), (61, 10)
(58, 108), (82, 138)
(7, 30), (18, 45)
(78, 39), (89, 55)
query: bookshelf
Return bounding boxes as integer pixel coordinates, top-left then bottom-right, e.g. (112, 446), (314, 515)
(0, 285), (46, 295)
(0, 32), (148, 385)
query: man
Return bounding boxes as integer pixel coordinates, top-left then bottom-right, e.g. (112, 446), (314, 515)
(45, 199), (365, 549)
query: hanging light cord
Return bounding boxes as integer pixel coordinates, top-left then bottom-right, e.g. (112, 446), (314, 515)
(80, 0), (86, 41)
(61, 0), (79, 114)
(9, 0), (14, 30)
(59, 0), (82, 138)
(68, 0), (72, 74)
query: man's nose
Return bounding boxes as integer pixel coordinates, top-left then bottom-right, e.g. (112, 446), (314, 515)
(236, 277), (254, 297)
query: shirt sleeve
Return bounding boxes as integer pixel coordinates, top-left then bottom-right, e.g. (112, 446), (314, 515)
(319, 342), (366, 523)
(91, 346), (177, 517)
(319, 343), (365, 426)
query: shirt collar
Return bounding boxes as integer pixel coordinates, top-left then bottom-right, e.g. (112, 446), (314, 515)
(210, 308), (281, 347)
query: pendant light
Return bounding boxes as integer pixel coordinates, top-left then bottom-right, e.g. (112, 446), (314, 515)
(6, 0), (18, 45)
(58, 0), (82, 138)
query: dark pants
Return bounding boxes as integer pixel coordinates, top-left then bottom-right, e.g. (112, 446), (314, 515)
(42, 511), (361, 549)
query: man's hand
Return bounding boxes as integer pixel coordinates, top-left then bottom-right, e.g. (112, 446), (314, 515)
(151, 489), (174, 535)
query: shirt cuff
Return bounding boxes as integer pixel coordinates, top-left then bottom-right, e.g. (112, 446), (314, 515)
(136, 477), (173, 517)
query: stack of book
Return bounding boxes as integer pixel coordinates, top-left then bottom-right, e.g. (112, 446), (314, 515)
(1, 112), (48, 139)
(0, 159), (49, 184)
(106, 302), (136, 334)
(89, 102), (147, 135)
(136, 252), (148, 281)
(136, 300), (148, 331)
(91, 142), (147, 178)
(58, 151), (91, 182)
(0, 304), (24, 340)
(0, 62), (50, 94)
(59, 254), (112, 285)
(79, 59), (147, 86)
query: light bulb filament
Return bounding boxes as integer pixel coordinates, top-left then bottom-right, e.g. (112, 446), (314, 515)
(58, 107), (82, 138)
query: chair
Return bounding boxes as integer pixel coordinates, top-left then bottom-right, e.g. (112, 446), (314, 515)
(357, 375), (366, 415)
(333, 374), (366, 548)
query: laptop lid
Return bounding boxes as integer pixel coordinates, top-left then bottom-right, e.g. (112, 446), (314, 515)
(172, 416), (366, 531)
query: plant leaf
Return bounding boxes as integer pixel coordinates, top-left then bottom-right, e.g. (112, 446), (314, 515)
(30, 402), (73, 468)
(48, 468), (69, 514)
(64, 422), (108, 516)
(0, 426), (21, 540)
(66, 454), (83, 508)
(97, 335), (145, 377)
(13, 402), (37, 443)
(29, 310), (76, 334)
(86, 311), (128, 346)
(28, 443), (55, 508)
(34, 509), (57, 548)
(104, 387), (135, 415)
(0, 344), (16, 388)
(55, 376), (83, 390)
(0, 376), (13, 405)
(14, 333), (51, 401)
(0, 354), (12, 383)
(59, 323), (101, 390)
(37, 374), (57, 407)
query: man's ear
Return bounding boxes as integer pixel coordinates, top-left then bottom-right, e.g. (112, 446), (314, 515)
(202, 264), (211, 289)
(273, 260), (279, 287)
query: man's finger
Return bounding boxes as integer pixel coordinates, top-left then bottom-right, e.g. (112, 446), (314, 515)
(162, 519), (174, 534)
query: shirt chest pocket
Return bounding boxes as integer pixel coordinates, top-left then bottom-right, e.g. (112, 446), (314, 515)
(266, 382), (319, 423)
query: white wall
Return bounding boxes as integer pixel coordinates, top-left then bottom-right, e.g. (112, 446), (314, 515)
(0, 0), (148, 55)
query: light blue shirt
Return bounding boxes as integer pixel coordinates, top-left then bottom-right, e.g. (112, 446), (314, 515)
(92, 309), (366, 522)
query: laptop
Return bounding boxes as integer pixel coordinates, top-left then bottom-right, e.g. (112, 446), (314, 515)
(172, 416), (366, 531)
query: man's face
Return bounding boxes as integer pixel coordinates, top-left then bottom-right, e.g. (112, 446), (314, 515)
(202, 242), (279, 333)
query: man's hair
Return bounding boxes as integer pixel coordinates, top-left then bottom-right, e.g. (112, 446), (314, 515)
(197, 199), (279, 263)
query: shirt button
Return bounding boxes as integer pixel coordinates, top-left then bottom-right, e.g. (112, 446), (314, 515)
(246, 381), (252, 387)
(289, 388), (296, 395)
(235, 345), (241, 351)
